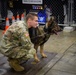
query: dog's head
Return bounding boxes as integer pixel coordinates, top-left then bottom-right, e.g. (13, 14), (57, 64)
(45, 16), (61, 35)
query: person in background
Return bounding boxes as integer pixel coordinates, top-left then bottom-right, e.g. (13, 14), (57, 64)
(44, 4), (52, 21)
(0, 13), (39, 72)
(8, 0), (24, 20)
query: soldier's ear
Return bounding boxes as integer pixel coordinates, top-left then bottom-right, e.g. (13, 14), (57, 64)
(28, 18), (32, 21)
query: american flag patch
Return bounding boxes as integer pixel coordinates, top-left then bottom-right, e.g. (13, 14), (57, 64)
(25, 33), (29, 37)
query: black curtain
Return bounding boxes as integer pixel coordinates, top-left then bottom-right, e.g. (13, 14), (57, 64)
(74, 0), (76, 23)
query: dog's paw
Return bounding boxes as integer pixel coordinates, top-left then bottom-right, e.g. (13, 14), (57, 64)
(34, 54), (40, 62)
(41, 53), (47, 58)
(31, 60), (39, 64)
(35, 58), (40, 62)
(31, 58), (40, 64)
(31, 61), (37, 64)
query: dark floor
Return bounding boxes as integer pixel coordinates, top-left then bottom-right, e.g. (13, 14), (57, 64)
(0, 52), (57, 75)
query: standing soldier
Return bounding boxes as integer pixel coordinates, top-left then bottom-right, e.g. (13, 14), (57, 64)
(0, 13), (39, 71)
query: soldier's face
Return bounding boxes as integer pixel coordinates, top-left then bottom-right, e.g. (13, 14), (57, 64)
(31, 16), (38, 28)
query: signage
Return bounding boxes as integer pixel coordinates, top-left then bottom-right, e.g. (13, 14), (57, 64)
(38, 10), (47, 24)
(22, 0), (43, 4)
(32, 5), (43, 10)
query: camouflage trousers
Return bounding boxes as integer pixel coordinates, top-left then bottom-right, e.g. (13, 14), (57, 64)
(6, 46), (36, 61)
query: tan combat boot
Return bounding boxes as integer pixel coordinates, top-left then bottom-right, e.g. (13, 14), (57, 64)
(8, 59), (24, 72)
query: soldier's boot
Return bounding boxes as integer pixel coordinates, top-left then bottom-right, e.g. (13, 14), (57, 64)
(8, 59), (24, 72)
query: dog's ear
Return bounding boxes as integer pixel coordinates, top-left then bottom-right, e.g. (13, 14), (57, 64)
(51, 16), (55, 21)
(47, 17), (53, 26)
(48, 16), (55, 25)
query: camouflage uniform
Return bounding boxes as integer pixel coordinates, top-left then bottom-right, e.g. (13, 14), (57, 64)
(0, 21), (36, 60)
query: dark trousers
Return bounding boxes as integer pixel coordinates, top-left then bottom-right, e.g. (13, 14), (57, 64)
(10, 9), (24, 19)
(0, 0), (7, 18)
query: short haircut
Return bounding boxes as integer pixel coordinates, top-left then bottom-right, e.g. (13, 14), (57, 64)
(26, 13), (38, 21)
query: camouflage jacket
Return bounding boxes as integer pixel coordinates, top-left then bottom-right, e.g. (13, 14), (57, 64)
(0, 21), (36, 59)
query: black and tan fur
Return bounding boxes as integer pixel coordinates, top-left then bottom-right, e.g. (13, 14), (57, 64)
(29, 16), (61, 62)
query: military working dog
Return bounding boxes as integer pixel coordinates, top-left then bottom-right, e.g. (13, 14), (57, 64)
(29, 16), (61, 62)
